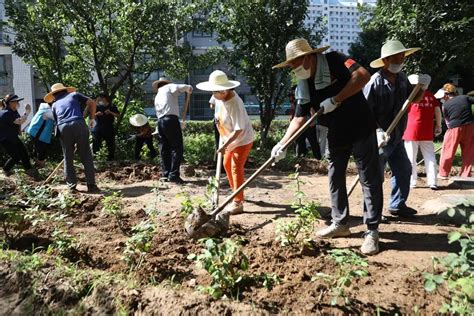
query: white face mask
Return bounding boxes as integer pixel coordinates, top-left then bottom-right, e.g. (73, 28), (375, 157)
(98, 101), (104, 106)
(293, 62), (311, 80)
(387, 63), (404, 74)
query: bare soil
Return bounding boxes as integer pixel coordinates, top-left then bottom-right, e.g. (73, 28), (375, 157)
(0, 160), (471, 314)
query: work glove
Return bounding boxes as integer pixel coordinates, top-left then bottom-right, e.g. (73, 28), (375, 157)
(271, 142), (287, 162)
(320, 97), (340, 114)
(434, 126), (442, 137)
(187, 86), (193, 94)
(89, 119), (96, 129)
(180, 120), (186, 130)
(24, 104), (32, 115)
(408, 74), (431, 90)
(376, 128), (390, 147)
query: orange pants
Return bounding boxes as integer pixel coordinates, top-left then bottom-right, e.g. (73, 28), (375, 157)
(223, 142), (253, 202)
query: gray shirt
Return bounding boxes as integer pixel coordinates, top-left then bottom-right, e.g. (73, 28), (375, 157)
(363, 70), (412, 145)
(154, 83), (192, 119)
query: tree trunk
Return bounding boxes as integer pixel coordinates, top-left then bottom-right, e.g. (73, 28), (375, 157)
(115, 78), (135, 133)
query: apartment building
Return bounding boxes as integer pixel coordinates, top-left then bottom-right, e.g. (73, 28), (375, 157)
(305, 0), (376, 54)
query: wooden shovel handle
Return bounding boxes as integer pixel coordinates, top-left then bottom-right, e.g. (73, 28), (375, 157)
(210, 107), (325, 216)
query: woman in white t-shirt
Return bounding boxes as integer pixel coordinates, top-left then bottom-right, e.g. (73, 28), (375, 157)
(197, 70), (254, 214)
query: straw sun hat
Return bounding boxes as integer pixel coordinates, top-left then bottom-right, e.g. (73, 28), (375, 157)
(129, 114), (148, 127)
(152, 77), (172, 91)
(44, 83), (76, 103)
(273, 38), (330, 69)
(370, 40), (420, 68)
(196, 70), (240, 92)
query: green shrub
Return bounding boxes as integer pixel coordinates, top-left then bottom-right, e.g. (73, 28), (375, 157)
(183, 133), (216, 166)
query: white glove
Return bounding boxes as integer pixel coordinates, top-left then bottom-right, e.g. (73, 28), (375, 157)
(180, 120), (186, 130)
(408, 74), (431, 90)
(89, 119), (97, 129)
(434, 126), (442, 137)
(320, 97), (339, 114)
(187, 86), (193, 94)
(24, 104), (32, 115)
(271, 142), (287, 162)
(127, 135), (137, 141)
(376, 128), (390, 147)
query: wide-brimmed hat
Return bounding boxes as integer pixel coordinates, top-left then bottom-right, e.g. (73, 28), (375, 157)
(3, 94), (24, 105)
(273, 38), (330, 69)
(196, 70), (240, 91)
(152, 77), (172, 91)
(44, 83), (76, 103)
(434, 83), (457, 99)
(129, 114), (148, 127)
(370, 40), (420, 68)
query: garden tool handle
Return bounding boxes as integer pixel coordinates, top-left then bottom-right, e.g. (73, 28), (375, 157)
(42, 158), (64, 186)
(214, 138), (223, 206)
(181, 92), (191, 124)
(347, 83), (422, 197)
(210, 107), (325, 216)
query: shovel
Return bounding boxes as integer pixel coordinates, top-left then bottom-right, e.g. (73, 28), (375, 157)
(347, 83), (422, 197)
(211, 137), (223, 208)
(184, 107), (326, 239)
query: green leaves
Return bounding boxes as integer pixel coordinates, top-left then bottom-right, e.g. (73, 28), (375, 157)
(189, 238), (249, 299)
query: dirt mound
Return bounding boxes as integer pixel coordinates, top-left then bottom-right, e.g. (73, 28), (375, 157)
(96, 162), (161, 183)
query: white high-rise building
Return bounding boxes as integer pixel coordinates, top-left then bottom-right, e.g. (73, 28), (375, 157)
(305, 0), (376, 55)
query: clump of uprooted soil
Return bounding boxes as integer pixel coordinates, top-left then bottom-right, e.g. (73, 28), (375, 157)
(96, 161), (161, 184)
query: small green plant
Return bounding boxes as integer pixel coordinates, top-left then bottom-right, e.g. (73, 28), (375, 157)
(0, 247), (44, 272)
(145, 184), (165, 218)
(256, 272), (282, 290)
(423, 224), (473, 314)
(177, 192), (194, 217)
(47, 226), (78, 258)
(102, 191), (124, 218)
(313, 249), (369, 307)
(122, 219), (156, 270)
(274, 165), (320, 249)
(188, 238), (249, 299)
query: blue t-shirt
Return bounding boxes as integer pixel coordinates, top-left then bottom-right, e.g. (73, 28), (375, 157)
(52, 92), (89, 126)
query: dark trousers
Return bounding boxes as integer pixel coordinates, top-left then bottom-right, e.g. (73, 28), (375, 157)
(157, 115), (183, 179)
(295, 125), (322, 159)
(134, 137), (157, 160)
(33, 138), (49, 161)
(0, 138), (32, 171)
(92, 130), (115, 160)
(328, 131), (383, 230)
(58, 120), (96, 187)
(379, 140), (412, 210)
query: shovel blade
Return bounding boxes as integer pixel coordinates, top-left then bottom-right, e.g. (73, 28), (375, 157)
(184, 206), (229, 239)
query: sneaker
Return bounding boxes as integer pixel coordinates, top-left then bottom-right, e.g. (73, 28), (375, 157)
(429, 185), (439, 190)
(87, 184), (101, 194)
(388, 205), (417, 217)
(438, 174), (449, 180)
(159, 177), (169, 182)
(316, 223), (351, 239)
(380, 215), (390, 223)
(169, 176), (185, 184)
(361, 230), (379, 255)
(224, 201), (244, 215)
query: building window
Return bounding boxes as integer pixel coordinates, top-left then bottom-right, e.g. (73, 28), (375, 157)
(193, 29), (213, 38)
(0, 56), (7, 86)
(193, 66), (213, 76)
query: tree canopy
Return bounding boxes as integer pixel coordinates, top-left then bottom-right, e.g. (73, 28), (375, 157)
(351, 0), (474, 90)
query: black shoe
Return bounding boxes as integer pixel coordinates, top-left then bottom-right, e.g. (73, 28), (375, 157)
(380, 215), (390, 223)
(87, 184), (101, 194)
(25, 168), (40, 180)
(169, 176), (185, 184)
(159, 176), (170, 182)
(389, 206), (417, 217)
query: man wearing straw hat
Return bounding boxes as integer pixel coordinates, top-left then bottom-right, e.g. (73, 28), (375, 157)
(364, 40), (430, 218)
(152, 77), (193, 184)
(44, 83), (100, 193)
(272, 38), (383, 255)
